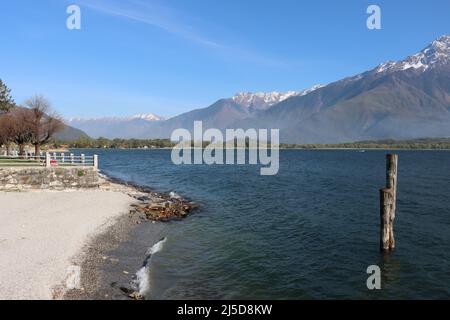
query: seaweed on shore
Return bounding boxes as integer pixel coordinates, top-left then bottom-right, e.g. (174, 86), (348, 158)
(99, 172), (198, 222)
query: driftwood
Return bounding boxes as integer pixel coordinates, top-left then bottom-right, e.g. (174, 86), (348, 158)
(380, 154), (398, 252)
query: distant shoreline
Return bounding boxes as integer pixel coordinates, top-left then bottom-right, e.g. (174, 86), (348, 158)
(49, 137), (450, 151)
(280, 147), (450, 151)
(65, 147), (450, 151)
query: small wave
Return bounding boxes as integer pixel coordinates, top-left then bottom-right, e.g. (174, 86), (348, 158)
(169, 191), (181, 199)
(146, 237), (167, 256)
(135, 266), (150, 296)
(134, 237), (167, 296)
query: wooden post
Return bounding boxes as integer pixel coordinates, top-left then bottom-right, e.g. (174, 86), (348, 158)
(380, 188), (394, 251)
(380, 154), (398, 252)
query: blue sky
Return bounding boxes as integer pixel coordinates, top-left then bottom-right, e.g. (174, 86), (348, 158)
(0, 0), (449, 118)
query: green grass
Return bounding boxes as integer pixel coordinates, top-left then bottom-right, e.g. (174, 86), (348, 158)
(0, 158), (44, 167)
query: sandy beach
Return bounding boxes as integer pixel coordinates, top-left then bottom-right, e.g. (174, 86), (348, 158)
(0, 189), (135, 300)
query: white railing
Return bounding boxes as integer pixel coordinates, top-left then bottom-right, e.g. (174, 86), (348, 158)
(0, 152), (98, 169)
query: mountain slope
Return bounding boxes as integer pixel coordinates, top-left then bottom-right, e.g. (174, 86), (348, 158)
(54, 125), (89, 141)
(145, 89), (324, 139)
(239, 35), (450, 143)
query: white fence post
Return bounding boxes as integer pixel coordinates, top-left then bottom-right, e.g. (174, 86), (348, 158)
(93, 155), (98, 171)
(81, 154), (85, 166)
(61, 153), (65, 164)
(46, 153), (50, 168)
(70, 153), (75, 165)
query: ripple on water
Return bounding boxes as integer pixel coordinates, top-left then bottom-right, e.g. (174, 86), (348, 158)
(89, 149), (450, 299)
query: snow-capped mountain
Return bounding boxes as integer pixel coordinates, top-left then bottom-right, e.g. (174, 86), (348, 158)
(298, 84), (325, 96)
(232, 91), (299, 109)
(131, 113), (166, 121)
(232, 85), (324, 110)
(67, 35), (450, 142)
(68, 113), (164, 123)
(237, 35), (450, 143)
(375, 35), (450, 74)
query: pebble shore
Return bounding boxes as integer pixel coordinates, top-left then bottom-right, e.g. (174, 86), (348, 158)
(63, 174), (198, 300)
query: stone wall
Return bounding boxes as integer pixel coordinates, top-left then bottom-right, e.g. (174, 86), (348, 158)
(0, 167), (99, 191)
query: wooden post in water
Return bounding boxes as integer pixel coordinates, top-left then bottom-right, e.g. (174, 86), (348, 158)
(380, 154), (398, 252)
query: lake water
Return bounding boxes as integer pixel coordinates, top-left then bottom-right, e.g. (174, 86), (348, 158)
(88, 149), (450, 299)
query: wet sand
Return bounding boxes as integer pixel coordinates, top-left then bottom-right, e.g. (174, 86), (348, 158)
(63, 211), (169, 300)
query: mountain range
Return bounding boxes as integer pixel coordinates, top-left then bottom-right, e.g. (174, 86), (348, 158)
(66, 35), (450, 143)
(66, 113), (165, 139)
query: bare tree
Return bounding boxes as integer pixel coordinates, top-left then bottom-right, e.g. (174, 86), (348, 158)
(0, 113), (15, 155)
(10, 108), (33, 156)
(24, 95), (64, 155)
